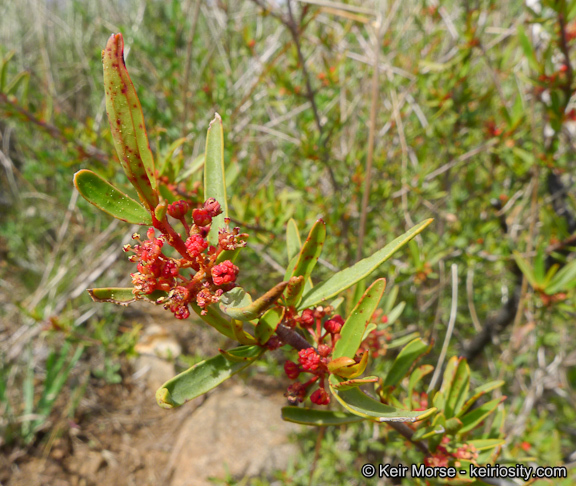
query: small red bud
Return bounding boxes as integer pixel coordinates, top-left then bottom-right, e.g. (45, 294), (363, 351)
(310, 387), (330, 405)
(324, 315), (344, 334)
(317, 344), (332, 358)
(192, 208), (212, 227)
(284, 360), (300, 379)
(167, 200), (190, 219)
(204, 198), (222, 217)
(299, 309), (315, 328)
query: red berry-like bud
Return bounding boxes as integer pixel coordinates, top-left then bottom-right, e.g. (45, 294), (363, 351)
(204, 198), (222, 217)
(299, 309), (315, 328)
(298, 347), (321, 371)
(167, 200), (190, 219)
(317, 344), (332, 358)
(310, 387), (330, 405)
(192, 208), (212, 227)
(284, 360), (300, 379)
(324, 315), (344, 334)
(211, 260), (239, 286)
(171, 304), (190, 320)
(185, 234), (209, 258)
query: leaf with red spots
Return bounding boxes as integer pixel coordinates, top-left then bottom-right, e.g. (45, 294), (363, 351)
(87, 287), (166, 305)
(102, 33), (158, 211)
(328, 374), (437, 423)
(333, 278), (386, 360)
(74, 169), (152, 225)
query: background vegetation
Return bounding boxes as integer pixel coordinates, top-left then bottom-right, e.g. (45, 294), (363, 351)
(1, 0), (576, 484)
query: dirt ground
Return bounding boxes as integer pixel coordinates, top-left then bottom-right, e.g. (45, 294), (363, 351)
(1, 308), (302, 486)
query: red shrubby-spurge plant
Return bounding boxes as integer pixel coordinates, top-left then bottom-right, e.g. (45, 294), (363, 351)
(73, 34), (506, 482)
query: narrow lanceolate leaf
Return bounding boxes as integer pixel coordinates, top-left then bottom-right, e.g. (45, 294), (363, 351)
(220, 281), (289, 321)
(329, 375), (436, 423)
(286, 218), (302, 261)
(204, 113), (228, 245)
(281, 407), (365, 426)
(255, 306), (284, 345)
(298, 219), (433, 310)
(102, 34), (158, 210)
(546, 259), (576, 295)
(331, 376), (378, 391)
(444, 357), (470, 419)
(156, 345), (264, 409)
(333, 279), (386, 360)
(459, 397), (506, 434)
(74, 170), (152, 225)
(382, 338), (430, 388)
(458, 380), (504, 417)
(286, 219), (326, 306)
(88, 287), (167, 305)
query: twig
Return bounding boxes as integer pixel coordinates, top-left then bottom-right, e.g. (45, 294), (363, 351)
(0, 93), (108, 164)
(275, 323), (313, 350)
(180, 0), (202, 137)
(428, 264), (458, 392)
(356, 15), (381, 261)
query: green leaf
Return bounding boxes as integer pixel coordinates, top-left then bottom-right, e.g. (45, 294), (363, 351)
(382, 338), (430, 388)
(255, 306), (284, 344)
(102, 34), (158, 210)
(190, 302), (235, 340)
(219, 281), (288, 321)
(458, 380), (504, 416)
(156, 345), (264, 409)
(298, 219), (433, 310)
(512, 252), (539, 289)
(331, 376), (378, 391)
(333, 278), (386, 359)
(518, 25), (540, 73)
(286, 219), (326, 306)
(74, 170), (152, 225)
(328, 351), (369, 379)
(329, 375), (436, 423)
(546, 259), (576, 294)
(158, 137), (188, 176)
(281, 407), (365, 426)
(459, 397), (505, 434)
(204, 113), (228, 245)
(444, 358), (470, 418)
(230, 320), (258, 345)
(408, 365), (434, 407)
(176, 153), (205, 183)
(386, 301), (406, 326)
(87, 287), (167, 305)
(468, 439), (506, 451)
(286, 218), (302, 261)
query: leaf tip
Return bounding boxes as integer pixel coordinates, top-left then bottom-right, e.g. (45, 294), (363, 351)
(209, 112), (223, 128)
(156, 387), (177, 409)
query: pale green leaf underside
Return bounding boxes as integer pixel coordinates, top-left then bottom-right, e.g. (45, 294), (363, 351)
(156, 345), (264, 409)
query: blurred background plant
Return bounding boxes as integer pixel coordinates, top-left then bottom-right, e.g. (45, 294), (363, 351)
(1, 0), (576, 484)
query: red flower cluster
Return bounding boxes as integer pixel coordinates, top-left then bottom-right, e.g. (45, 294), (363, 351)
(123, 198), (246, 319)
(298, 348), (321, 371)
